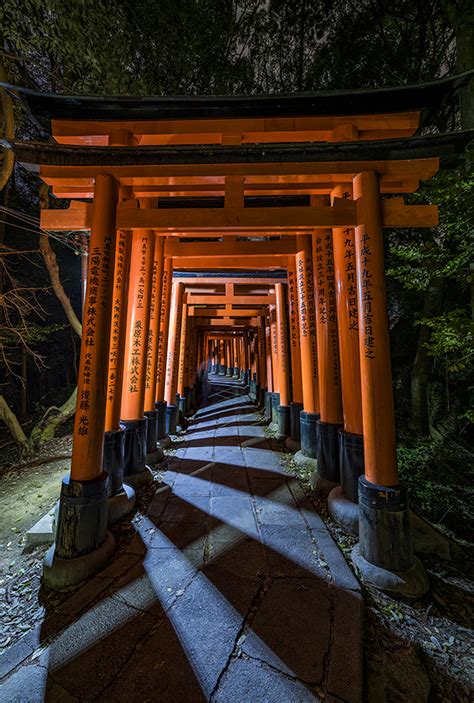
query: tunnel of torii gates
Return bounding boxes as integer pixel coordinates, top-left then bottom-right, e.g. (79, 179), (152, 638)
(4, 71), (473, 595)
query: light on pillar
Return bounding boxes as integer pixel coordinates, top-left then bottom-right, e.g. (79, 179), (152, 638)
(295, 234), (320, 464)
(275, 283), (291, 436)
(269, 304), (280, 425)
(120, 226), (156, 487)
(43, 174), (118, 590)
(312, 197), (344, 491)
(155, 256), (173, 447)
(164, 281), (184, 434)
(328, 184), (365, 534)
(143, 234), (165, 463)
(287, 257), (304, 450)
(351, 171), (427, 597)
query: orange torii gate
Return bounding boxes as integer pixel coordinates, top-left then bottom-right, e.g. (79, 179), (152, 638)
(6, 73), (473, 597)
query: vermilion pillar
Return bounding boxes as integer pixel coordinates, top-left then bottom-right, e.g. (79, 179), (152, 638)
(258, 319), (267, 403)
(275, 283), (291, 435)
(351, 171), (422, 589)
(287, 256), (303, 447)
(45, 174), (118, 587)
(219, 339), (226, 375)
(121, 228), (156, 480)
(296, 235), (320, 459)
(269, 303), (280, 425)
(143, 235), (164, 458)
(164, 281), (184, 433)
(155, 256), (172, 444)
(71, 175), (118, 482)
(264, 316), (273, 419)
(177, 301), (188, 414)
(312, 204), (344, 485)
(103, 227), (131, 497)
(156, 257), (172, 403)
(331, 184), (364, 507)
(232, 336), (239, 377)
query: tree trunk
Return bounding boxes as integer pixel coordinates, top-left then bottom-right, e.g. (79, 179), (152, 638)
(38, 183), (82, 338)
(410, 280), (443, 434)
(0, 394), (29, 457)
(28, 386), (77, 449)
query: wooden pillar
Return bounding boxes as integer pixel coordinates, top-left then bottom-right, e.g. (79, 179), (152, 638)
(120, 229), (155, 422)
(219, 339), (226, 374)
(296, 234), (320, 458)
(288, 257), (303, 405)
(144, 235), (164, 413)
(275, 283), (290, 406)
(265, 317), (273, 393)
(104, 228), (131, 433)
(258, 319), (267, 391)
(46, 174), (119, 584)
(353, 171), (398, 487)
(312, 196), (343, 483)
(164, 281), (184, 406)
(351, 172), (423, 590)
(155, 257), (173, 404)
(332, 184), (364, 504)
(269, 304), (279, 393)
(177, 301), (188, 399)
(71, 174), (117, 481)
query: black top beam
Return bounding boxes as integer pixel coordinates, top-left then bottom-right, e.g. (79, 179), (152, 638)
(2, 71), (472, 128)
(8, 130), (473, 171)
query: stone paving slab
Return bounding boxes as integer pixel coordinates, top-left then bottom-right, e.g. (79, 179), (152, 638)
(0, 376), (362, 702)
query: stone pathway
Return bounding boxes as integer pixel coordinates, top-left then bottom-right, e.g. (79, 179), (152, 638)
(0, 377), (362, 702)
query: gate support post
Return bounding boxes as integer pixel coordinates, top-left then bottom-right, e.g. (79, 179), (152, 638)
(275, 283), (291, 436)
(294, 235), (320, 467)
(103, 225), (136, 524)
(120, 226), (156, 487)
(328, 185), (364, 533)
(155, 256), (173, 448)
(43, 174), (117, 590)
(351, 171), (428, 597)
(143, 235), (165, 464)
(312, 203), (344, 491)
(164, 281), (184, 435)
(286, 256), (303, 451)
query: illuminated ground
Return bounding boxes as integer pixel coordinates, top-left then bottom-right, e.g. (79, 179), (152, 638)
(0, 378), (362, 702)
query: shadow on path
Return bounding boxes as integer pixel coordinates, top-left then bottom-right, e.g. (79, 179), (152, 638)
(1, 375), (363, 703)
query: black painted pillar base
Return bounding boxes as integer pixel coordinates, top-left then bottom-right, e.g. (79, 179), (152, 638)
(211, 364), (216, 374)
(258, 386), (266, 408)
(339, 430), (365, 504)
(219, 366), (227, 376)
(233, 366), (239, 378)
(352, 476), (429, 597)
(254, 383), (261, 406)
(166, 404), (178, 435)
(316, 420), (343, 485)
(155, 401), (167, 439)
(43, 471), (114, 590)
(300, 411), (320, 459)
(290, 402), (303, 442)
(103, 425), (125, 496)
(178, 395), (186, 416)
(144, 409), (159, 455)
(277, 405), (291, 436)
(264, 391), (272, 422)
(184, 386), (191, 412)
(122, 417), (148, 477)
(226, 367), (233, 377)
(270, 392), (280, 425)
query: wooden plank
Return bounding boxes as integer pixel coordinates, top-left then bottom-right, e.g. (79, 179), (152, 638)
(116, 201), (357, 231)
(164, 239), (296, 257)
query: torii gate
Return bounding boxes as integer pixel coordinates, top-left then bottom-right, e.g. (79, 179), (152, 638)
(5, 72), (473, 597)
